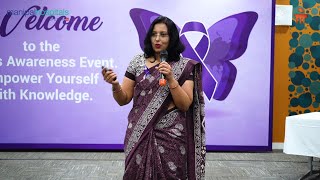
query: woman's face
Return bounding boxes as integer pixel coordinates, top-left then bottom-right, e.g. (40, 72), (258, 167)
(151, 23), (170, 54)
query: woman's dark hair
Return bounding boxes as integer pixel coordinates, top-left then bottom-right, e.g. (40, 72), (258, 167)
(144, 16), (185, 62)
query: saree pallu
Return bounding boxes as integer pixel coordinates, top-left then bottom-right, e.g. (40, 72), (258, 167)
(123, 54), (205, 180)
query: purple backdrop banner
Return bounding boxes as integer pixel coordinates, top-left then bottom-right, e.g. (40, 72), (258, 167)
(0, 0), (274, 150)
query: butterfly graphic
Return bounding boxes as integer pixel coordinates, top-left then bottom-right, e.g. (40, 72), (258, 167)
(130, 8), (258, 101)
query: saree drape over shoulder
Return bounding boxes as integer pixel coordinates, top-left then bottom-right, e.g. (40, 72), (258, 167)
(123, 54), (205, 180)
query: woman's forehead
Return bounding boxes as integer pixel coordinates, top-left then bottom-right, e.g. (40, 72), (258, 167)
(153, 23), (168, 31)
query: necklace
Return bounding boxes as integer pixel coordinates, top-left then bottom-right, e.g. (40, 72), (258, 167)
(149, 58), (156, 63)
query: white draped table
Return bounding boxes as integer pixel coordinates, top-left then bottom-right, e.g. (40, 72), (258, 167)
(283, 112), (320, 179)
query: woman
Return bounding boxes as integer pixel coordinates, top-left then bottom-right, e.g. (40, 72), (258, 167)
(102, 16), (205, 180)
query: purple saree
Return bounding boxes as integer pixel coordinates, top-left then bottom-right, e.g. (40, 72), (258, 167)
(123, 54), (205, 180)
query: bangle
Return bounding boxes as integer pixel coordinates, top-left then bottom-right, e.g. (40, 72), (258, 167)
(112, 86), (122, 93)
(169, 83), (179, 90)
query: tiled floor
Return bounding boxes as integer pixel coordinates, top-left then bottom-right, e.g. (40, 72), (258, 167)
(0, 151), (319, 179)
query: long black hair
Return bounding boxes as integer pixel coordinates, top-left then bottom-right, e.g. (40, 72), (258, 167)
(144, 16), (185, 62)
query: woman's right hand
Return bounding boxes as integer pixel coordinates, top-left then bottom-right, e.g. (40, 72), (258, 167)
(102, 67), (119, 85)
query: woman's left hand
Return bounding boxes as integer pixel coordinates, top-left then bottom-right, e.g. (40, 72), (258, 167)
(156, 61), (174, 82)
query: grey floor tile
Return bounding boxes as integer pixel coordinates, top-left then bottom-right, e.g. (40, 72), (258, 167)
(0, 151), (319, 179)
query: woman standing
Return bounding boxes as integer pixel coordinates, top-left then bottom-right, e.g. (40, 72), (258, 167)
(102, 16), (206, 180)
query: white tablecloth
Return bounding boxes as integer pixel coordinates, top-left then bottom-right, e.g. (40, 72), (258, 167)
(283, 112), (320, 158)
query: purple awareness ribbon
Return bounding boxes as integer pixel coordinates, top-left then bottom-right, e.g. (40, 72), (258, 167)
(180, 22), (217, 100)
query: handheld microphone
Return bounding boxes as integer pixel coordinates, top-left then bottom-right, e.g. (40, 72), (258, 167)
(159, 50), (168, 86)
